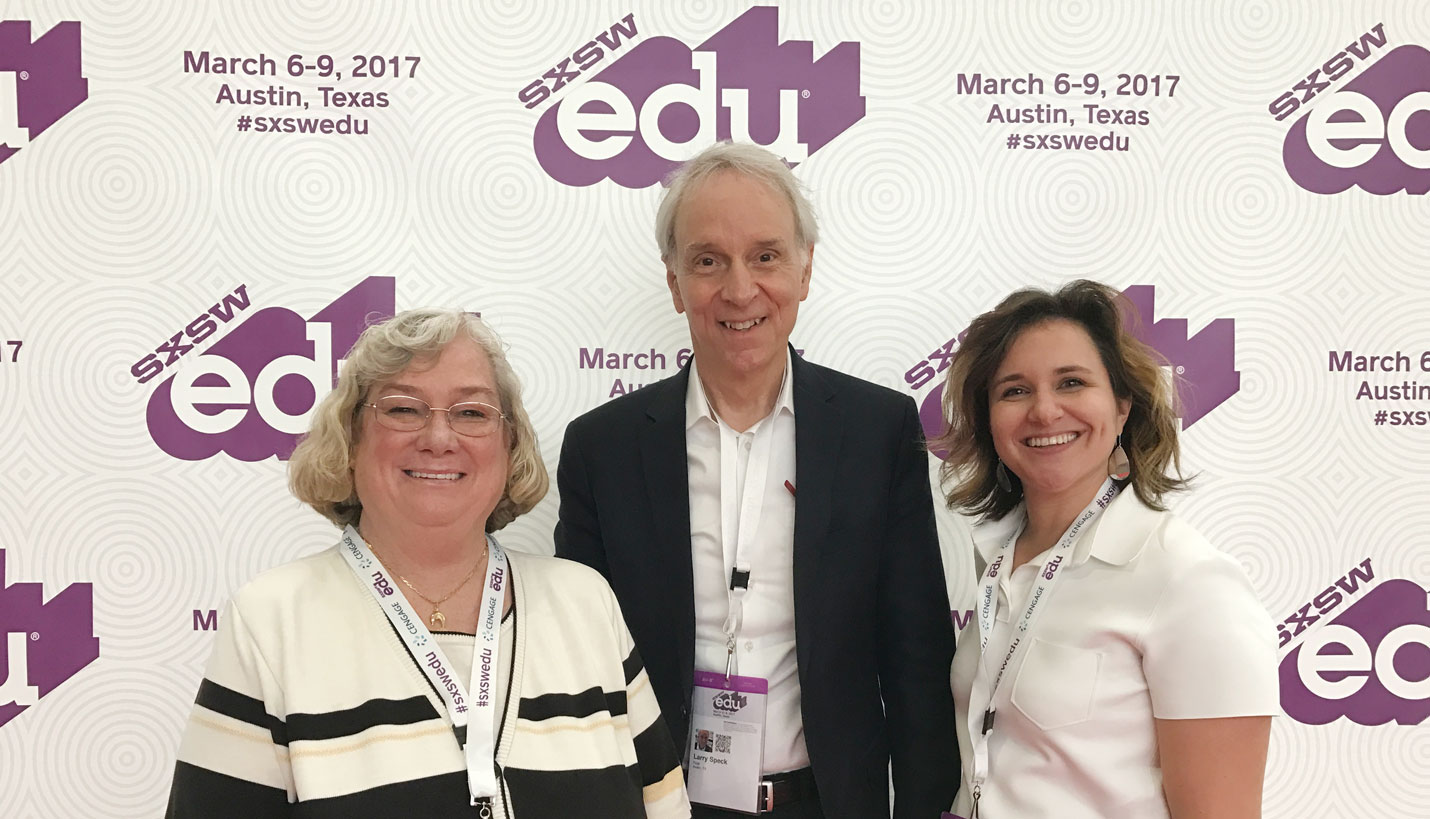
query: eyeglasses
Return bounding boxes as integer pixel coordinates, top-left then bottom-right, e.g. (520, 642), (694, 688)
(364, 395), (507, 437)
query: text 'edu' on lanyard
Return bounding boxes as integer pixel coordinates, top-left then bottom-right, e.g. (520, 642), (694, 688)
(338, 525), (507, 813)
(967, 478), (1119, 817)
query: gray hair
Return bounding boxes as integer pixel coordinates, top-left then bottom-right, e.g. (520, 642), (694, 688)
(655, 141), (819, 266)
(288, 308), (548, 532)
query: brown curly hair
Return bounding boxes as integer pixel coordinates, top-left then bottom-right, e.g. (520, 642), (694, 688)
(931, 280), (1187, 520)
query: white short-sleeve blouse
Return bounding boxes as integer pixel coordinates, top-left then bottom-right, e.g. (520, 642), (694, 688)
(950, 491), (1279, 818)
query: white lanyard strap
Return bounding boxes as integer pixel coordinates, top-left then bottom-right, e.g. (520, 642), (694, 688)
(968, 479), (1119, 791)
(715, 408), (778, 680)
(339, 525), (507, 805)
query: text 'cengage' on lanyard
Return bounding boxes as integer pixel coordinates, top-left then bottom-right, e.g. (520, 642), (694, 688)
(338, 525), (507, 812)
(967, 478), (1119, 818)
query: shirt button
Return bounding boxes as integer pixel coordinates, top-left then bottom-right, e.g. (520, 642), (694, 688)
(744, 641), (754, 651)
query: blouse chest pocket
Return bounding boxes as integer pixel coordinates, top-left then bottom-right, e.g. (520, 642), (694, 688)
(1009, 637), (1102, 731)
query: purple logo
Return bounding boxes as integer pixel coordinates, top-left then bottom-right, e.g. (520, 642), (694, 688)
(985, 554), (1004, 579)
(1120, 285), (1239, 428)
(371, 572), (395, 597)
(1283, 43), (1430, 195)
(914, 285), (1240, 448)
(0, 21), (88, 166)
(712, 690), (747, 714)
(144, 276), (395, 462)
(532, 7), (865, 188)
(1041, 555), (1064, 580)
(1280, 578), (1430, 726)
(0, 549), (100, 729)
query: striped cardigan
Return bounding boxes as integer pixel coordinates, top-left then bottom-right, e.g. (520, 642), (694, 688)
(167, 546), (689, 818)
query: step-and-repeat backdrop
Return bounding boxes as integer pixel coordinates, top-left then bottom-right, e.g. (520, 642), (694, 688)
(2, 1), (1427, 815)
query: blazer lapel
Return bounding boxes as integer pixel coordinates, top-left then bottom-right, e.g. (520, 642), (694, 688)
(791, 354), (841, 671)
(639, 369), (697, 686)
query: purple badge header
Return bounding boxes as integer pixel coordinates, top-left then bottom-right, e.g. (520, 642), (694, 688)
(533, 7), (865, 188)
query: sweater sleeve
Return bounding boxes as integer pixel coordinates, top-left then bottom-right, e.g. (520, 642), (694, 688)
(609, 590), (691, 818)
(166, 601), (294, 818)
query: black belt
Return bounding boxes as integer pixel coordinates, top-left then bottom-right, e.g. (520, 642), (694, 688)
(758, 767), (817, 812)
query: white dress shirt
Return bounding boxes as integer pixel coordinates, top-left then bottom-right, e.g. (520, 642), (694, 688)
(686, 351), (808, 774)
(950, 491), (1279, 818)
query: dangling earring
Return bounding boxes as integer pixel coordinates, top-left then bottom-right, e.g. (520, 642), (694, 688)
(1108, 434), (1131, 480)
(995, 459), (1013, 492)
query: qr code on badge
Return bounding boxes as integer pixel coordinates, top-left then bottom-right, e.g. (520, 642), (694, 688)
(714, 733), (731, 753)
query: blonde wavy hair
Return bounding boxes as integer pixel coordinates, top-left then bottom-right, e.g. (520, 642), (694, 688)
(288, 309), (548, 531)
(932, 280), (1187, 520)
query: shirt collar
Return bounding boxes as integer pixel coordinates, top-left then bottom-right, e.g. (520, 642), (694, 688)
(685, 348), (796, 431)
(971, 487), (1155, 570)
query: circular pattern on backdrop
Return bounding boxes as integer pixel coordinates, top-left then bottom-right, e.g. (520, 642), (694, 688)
(33, 477), (218, 663)
(812, 115), (977, 291)
(214, 0), (402, 55)
(414, 0), (561, 89)
(414, 110), (593, 282)
(1187, 476), (1333, 598)
(32, 669), (194, 816)
(1202, 302), (1331, 466)
(67, 0), (208, 82)
(651, 0), (740, 41)
(25, 288), (218, 471)
(1168, 0), (1346, 105)
(218, 129), (408, 275)
(1347, 203), (1430, 292)
(0, 718), (32, 817)
(979, 137), (1158, 276)
(806, 0), (968, 90)
(1263, 719), (1340, 818)
(1331, 726), (1430, 817)
(22, 95), (213, 278)
(1161, 115), (1341, 291)
(1342, 483), (1430, 581)
(985, 0), (1163, 69)
(801, 289), (938, 391)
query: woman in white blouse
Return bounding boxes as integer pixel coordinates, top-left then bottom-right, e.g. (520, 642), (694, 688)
(934, 281), (1277, 819)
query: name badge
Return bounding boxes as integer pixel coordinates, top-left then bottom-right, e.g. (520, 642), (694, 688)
(686, 671), (767, 814)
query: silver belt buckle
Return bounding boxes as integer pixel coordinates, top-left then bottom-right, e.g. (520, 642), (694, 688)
(759, 779), (775, 813)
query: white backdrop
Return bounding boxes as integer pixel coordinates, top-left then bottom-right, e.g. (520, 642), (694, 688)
(1, 1), (1428, 816)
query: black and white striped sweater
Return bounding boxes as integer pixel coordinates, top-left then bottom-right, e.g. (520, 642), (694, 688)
(167, 546), (689, 818)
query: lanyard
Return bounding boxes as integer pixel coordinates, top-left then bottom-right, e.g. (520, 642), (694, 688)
(967, 478), (1119, 809)
(338, 525), (508, 808)
(715, 409), (778, 680)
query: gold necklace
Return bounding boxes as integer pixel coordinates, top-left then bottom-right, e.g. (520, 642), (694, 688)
(370, 541), (488, 628)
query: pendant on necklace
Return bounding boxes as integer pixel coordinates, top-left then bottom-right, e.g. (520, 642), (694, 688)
(430, 609), (446, 628)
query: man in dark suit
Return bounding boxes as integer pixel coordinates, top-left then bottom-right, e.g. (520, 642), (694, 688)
(555, 142), (957, 818)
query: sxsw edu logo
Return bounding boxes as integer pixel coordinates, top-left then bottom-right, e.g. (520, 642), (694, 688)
(521, 7), (865, 187)
(0, 549), (100, 729)
(1271, 22), (1430, 195)
(137, 277), (395, 461)
(912, 285), (1240, 449)
(0, 21), (88, 166)
(712, 690), (747, 716)
(1278, 558), (1430, 726)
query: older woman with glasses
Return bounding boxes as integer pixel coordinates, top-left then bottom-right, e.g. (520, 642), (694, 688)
(167, 309), (689, 819)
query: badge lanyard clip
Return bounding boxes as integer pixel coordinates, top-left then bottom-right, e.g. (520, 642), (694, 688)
(722, 565), (750, 681)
